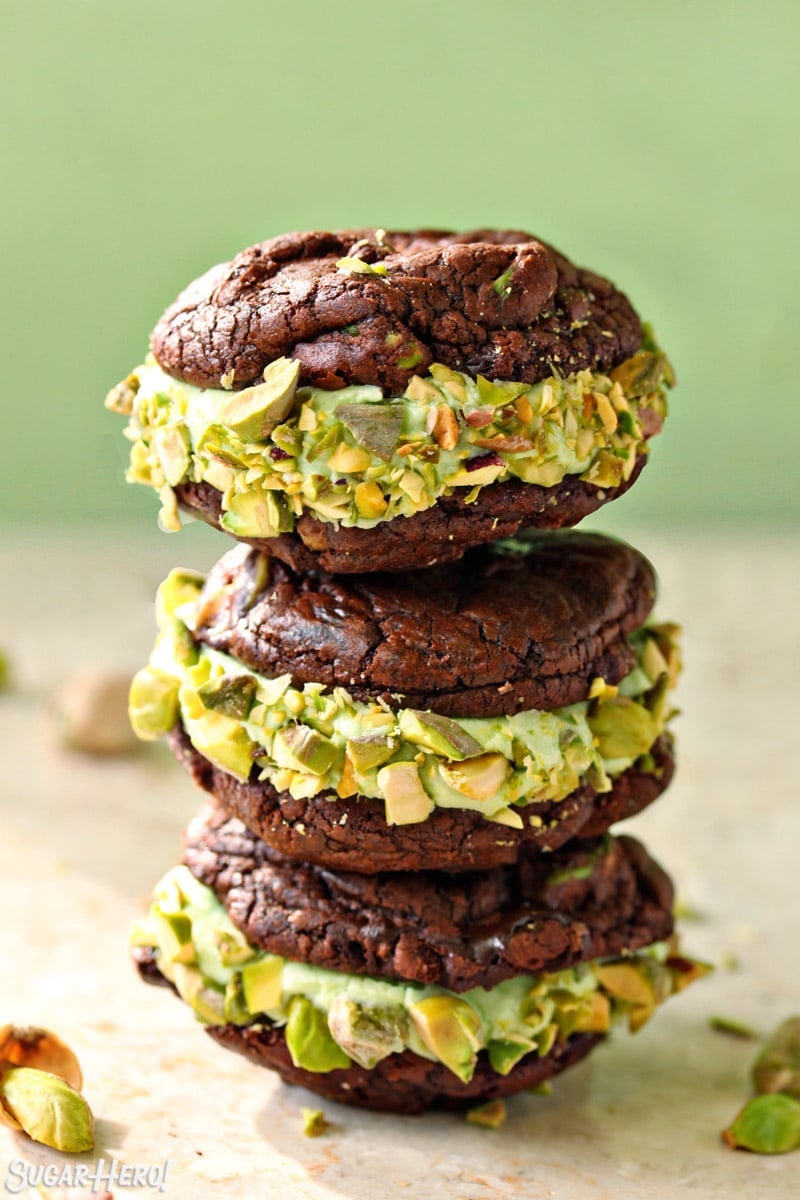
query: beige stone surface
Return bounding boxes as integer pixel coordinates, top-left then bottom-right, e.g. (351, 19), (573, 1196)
(1, 523), (798, 1198)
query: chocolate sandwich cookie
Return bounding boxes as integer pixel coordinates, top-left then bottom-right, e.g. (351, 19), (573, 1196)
(132, 807), (705, 1113)
(130, 531), (681, 873)
(106, 228), (674, 573)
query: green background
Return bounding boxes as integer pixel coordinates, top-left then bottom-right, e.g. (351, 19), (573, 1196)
(2, 0), (798, 531)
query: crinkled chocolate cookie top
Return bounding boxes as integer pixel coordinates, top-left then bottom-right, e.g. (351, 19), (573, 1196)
(183, 802), (674, 992)
(192, 530), (656, 718)
(151, 228), (643, 393)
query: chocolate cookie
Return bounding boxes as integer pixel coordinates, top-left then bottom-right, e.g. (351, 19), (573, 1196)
(182, 804), (675, 991)
(205, 1024), (602, 1114)
(108, 228), (673, 573)
(130, 530), (680, 873)
(151, 229), (641, 393)
(173, 727), (674, 874)
(133, 826), (704, 1114)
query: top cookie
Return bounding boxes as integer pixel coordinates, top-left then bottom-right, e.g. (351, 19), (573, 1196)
(107, 229), (673, 573)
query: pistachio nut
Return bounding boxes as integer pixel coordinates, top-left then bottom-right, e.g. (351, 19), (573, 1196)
(466, 1098), (507, 1129)
(335, 403), (403, 462)
(301, 1107), (329, 1137)
(50, 669), (140, 756)
(377, 761), (434, 825)
(398, 710), (482, 760)
(285, 997), (351, 1073)
(241, 955), (284, 1014)
(327, 997), (408, 1070)
(752, 1017), (800, 1098)
(0, 1067), (94, 1153)
(723, 1093), (800, 1155)
(218, 357), (300, 442)
(129, 666), (180, 740)
(409, 995), (484, 1083)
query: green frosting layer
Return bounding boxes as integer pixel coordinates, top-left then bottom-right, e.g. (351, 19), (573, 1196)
(133, 866), (707, 1081)
(129, 569), (680, 826)
(107, 338), (672, 534)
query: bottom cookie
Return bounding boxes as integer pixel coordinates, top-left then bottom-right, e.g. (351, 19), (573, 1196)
(207, 1022), (603, 1114)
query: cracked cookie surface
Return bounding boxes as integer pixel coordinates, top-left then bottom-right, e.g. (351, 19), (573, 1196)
(192, 531), (656, 718)
(182, 803), (674, 992)
(152, 228), (642, 394)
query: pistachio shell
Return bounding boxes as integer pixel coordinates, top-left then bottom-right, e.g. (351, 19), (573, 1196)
(752, 1017), (800, 1098)
(0, 1026), (82, 1090)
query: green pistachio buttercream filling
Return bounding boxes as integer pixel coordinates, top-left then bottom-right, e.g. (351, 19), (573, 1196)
(107, 334), (673, 534)
(129, 569), (680, 827)
(133, 865), (706, 1081)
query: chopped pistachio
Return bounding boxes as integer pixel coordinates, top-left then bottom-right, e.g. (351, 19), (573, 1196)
(0, 648), (11, 692)
(241, 955), (283, 1014)
(723, 1093), (800, 1155)
(272, 725), (338, 775)
(197, 673), (257, 720)
(346, 733), (397, 772)
(0, 1067), (94, 1153)
(398, 710), (483, 760)
(327, 997), (407, 1069)
(710, 1015), (759, 1040)
(129, 667), (180, 739)
(219, 357), (300, 441)
(378, 761), (434, 825)
(301, 1107), (329, 1137)
(336, 257), (388, 276)
(491, 266), (514, 299)
(466, 1098), (507, 1128)
(336, 403), (403, 461)
(752, 1017), (800, 1098)
(285, 997), (351, 1073)
(438, 753), (511, 800)
(587, 696), (658, 760)
(409, 996), (484, 1084)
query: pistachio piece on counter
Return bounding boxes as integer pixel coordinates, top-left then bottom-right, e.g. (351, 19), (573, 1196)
(301, 1107), (329, 1137)
(377, 761), (434, 825)
(241, 956), (284, 1014)
(710, 1015), (759, 1040)
(752, 1017), (800, 1098)
(723, 1093), (800, 1155)
(197, 673), (257, 720)
(0, 1067), (94, 1153)
(0, 1026), (82, 1090)
(285, 998), (352, 1073)
(49, 668), (141, 755)
(409, 996), (484, 1084)
(218, 357), (300, 441)
(398, 710), (483, 760)
(438, 753), (511, 801)
(327, 998), (408, 1070)
(335, 403), (403, 462)
(0, 648), (11, 692)
(129, 667), (180, 740)
(466, 1098), (507, 1129)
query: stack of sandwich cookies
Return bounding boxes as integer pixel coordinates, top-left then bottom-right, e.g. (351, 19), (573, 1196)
(111, 227), (703, 1114)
